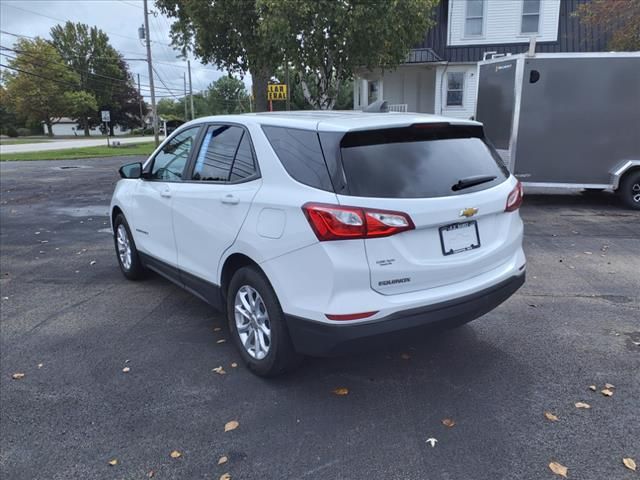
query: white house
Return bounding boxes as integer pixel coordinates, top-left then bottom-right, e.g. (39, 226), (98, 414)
(354, 0), (610, 118)
(44, 118), (130, 136)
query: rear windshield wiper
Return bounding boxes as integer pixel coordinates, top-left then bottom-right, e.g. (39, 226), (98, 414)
(451, 175), (497, 192)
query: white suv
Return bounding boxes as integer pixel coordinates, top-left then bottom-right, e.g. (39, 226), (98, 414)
(111, 112), (526, 376)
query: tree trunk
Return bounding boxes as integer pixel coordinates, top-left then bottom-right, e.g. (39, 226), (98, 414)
(109, 123), (115, 136)
(46, 121), (53, 138)
(251, 66), (271, 113)
(83, 118), (90, 136)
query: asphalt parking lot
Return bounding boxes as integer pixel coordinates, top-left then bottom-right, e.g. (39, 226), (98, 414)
(1, 157), (638, 480)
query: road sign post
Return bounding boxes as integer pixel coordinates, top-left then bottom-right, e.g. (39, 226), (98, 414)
(101, 111), (111, 147)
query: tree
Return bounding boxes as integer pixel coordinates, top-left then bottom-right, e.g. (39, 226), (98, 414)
(3, 38), (78, 136)
(50, 22), (144, 135)
(64, 91), (98, 130)
(207, 76), (250, 114)
(574, 0), (640, 51)
(0, 84), (18, 136)
(273, 66), (353, 111)
(263, 0), (437, 109)
(156, 0), (283, 112)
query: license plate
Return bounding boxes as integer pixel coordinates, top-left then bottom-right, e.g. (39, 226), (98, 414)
(439, 221), (480, 256)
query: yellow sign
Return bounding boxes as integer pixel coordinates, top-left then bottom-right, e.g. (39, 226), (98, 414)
(267, 84), (288, 101)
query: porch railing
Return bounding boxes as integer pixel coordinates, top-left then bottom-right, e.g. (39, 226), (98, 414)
(387, 104), (408, 112)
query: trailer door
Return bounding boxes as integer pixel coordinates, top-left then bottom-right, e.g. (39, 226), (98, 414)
(476, 59), (518, 169)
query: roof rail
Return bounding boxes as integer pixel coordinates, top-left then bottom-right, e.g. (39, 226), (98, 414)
(362, 100), (388, 113)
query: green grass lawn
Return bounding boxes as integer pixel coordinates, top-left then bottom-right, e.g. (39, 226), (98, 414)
(0, 138), (52, 146)
(0, 142), (156, 162)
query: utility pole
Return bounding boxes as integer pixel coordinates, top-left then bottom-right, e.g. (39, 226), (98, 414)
(143, 0), (159, 146)
(137, 73), (144, 132)
(183, 73), (188, 121)
(187, 59), (195, 120)
(285, 60), (291, 111)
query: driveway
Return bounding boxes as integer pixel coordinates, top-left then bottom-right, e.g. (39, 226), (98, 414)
(0, 136), (157, 154)
(1, 157), (638, 480)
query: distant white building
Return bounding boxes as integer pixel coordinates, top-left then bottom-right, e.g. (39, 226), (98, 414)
(43, 117), (130, 136)
(354, 0), (610, 119)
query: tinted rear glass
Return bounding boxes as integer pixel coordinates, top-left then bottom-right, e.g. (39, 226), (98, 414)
(339, 125), (508, 198)
(262, 126), (334, 191)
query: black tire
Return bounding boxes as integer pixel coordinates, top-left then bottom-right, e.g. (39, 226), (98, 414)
(227, 266), (302, 377)
(113, 213), (147, 280)
(618, 170), (640, 210)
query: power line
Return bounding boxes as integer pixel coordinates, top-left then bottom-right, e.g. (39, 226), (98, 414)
(0, 46), (182, 93)
(3, 3), (174, 47)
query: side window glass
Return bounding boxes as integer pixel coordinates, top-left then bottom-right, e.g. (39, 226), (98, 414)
(262, 126), (333, 191)
(150, 127), (199, 181)
(192, 126), (243, 181)
(230, 133), (257, 181)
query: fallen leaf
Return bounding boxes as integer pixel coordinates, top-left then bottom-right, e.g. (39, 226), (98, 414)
(332, 387), (349, 396)
(588, 385), (597, 391)
(213, 327), (221, 332)
(549, 461), (568, 478)
(170, 450), (182, 459)
(575, 402), (591, 409)
(583, 251), (592, 255)
(148, 470), (155, 478)
(601, 388), (614, 397)
(623, 457), (636, 471)
(122, 367), (130, 373)
(224, 420), (239, 432)
(216, 339), (226, 344)
(218, 455), (228, 465)
(425, 437), (438, 447)
(108, 459), (118, 466)
(11, 373), (25, 380)
(220, 474), (231, 480)
(604, 383), (615, 389)
(442, 418), (456, 428)
(212, 366), (226, 375)
(90, 260), (96, 266)
(37, 363), (43, 368)
(544, 412), (559, 422)
(231, 363), (238, 368)
(528, 303), (538, 308)
(400, 353), (411, 360)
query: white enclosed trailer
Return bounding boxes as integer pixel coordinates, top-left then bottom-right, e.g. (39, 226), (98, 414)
(475, 52), (640, 209)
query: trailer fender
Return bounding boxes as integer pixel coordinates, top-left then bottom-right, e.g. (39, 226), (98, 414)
(611, 160), (640, 190)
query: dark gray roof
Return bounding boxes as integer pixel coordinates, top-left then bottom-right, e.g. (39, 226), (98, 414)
(409, 0), (611, 64)
(405, 48), (442, 63)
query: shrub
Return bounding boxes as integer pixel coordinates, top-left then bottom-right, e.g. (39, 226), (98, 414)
(16, 128), (31, 137)
(6, 126), (19, 137)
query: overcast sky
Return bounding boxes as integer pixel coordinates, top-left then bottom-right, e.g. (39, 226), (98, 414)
(0, 0), (251, 101)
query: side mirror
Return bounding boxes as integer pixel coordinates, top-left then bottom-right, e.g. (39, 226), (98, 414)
(118, 162), (142, 179)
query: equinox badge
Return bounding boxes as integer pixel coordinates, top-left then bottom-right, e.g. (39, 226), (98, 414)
(460, 207), (479, 218)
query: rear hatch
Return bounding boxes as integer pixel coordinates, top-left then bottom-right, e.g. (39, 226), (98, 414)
(332, 123), (518, 295)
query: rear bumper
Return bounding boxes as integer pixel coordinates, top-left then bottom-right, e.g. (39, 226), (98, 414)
(285, 272), (525, 356)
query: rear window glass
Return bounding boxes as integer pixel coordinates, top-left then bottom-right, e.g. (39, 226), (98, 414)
(339, 125), (508, 198)
(262, 126), (333, 191)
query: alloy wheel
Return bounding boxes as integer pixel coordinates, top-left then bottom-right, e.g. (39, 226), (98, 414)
(116, 224), (132, 270)
(234, 285), (271, 360)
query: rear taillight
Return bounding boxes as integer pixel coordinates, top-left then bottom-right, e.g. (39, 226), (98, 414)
(505, 180), (524, 212)
(302, 203), (414, 241)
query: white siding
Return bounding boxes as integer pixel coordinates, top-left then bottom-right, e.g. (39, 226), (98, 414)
(434, 64), (477, 120)
(448, 0), (561, 46)
(45, 122), (130, 136)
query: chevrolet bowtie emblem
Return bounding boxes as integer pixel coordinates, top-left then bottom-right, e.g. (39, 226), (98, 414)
(460, 207), (478, 218)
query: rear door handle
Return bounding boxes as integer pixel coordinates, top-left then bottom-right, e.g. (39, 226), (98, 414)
(221, 194), (239, 205)
(160, 186), (172, 198)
